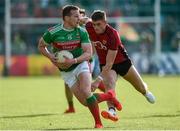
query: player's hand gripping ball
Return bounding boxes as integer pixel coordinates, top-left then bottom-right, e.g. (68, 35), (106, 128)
(55, 50), (73, 63)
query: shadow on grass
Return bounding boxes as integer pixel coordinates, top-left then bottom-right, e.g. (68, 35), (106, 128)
(0, 113), (58, 119)
(44, 127), (93, 130)
(44, 126), (117, 130)
(124, 113), (180, 119)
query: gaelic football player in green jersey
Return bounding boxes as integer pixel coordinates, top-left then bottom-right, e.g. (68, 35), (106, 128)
(38, 5), (121, 128)
(63, 8), (87, 114)
(63, 8), (105, 114)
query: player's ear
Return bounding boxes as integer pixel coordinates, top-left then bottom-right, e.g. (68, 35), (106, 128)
(64, 16), (70, 21)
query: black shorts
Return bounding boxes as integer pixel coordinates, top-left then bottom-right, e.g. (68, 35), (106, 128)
(100, 59), (132, 76)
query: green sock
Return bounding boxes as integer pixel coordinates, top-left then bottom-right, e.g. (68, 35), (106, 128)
(86, 95), (102, 125)
(86, 95), (96, 104)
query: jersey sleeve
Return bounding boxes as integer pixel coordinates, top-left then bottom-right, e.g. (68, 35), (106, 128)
(79, 27), (91, 46)
(107, 30), (121, 50)
(42, 30), (53, 45)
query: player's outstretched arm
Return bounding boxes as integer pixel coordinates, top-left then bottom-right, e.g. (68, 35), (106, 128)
(91, 49), (117, 90)
(102, 50), (117, 75)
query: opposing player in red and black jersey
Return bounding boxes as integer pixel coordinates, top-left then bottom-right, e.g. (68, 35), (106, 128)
(85, 10), (155, 121)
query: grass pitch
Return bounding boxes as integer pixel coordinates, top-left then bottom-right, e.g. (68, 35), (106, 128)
(0, 75), (180, 130)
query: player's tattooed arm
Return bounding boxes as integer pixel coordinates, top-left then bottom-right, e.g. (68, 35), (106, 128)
(38, 37), (58, 67)
(38, 38), (71, 69)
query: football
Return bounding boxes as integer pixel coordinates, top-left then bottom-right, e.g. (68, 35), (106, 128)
(55, 50), (73, 63)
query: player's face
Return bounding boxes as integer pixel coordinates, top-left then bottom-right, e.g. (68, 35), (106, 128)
(68, 10), (80, 27)
(80, 13), (85, 18)
(92, 20), (106, 34)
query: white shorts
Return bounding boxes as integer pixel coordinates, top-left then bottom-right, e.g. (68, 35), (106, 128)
(61, 61), (90, 88)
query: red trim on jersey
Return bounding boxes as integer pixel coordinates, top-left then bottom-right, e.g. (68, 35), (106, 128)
(53, 41), (81, 50)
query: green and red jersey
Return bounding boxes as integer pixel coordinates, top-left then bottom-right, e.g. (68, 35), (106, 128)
(42, 24), (91, 72)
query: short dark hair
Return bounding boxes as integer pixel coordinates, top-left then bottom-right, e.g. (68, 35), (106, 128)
(62, 5), (79, 20)
(91, 10), (106, 21)
(79, 8), (85, 15)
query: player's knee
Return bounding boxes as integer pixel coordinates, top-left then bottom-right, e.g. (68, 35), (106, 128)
(81, 88), (92, 99)
(104, 77), (116, 88)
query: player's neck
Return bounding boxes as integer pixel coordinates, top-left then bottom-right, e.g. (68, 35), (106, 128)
(63, 22), (74, 31)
